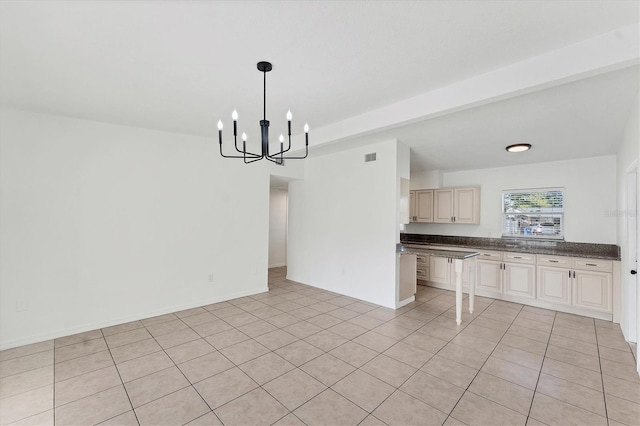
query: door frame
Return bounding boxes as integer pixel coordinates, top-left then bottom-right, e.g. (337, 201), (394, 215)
(622, 162), (638, 348)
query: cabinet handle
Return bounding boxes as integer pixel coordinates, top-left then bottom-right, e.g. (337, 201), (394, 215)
(585, 263), (597, 267)
(483, 254), (492, 256)
(513, 256), (522, 259)
(573, 271), (576, 278)
(549, 260), (559, 263)
(569, 270), (571, 278)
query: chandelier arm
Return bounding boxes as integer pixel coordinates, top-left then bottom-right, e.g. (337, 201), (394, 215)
(244, 153), (264, 164)
(264, 155), (283, 165)
(233, 134), (245, 154)
(283, 145), (309, 160)
(220, 141), (261, 159)
(268, 143), (309, 160)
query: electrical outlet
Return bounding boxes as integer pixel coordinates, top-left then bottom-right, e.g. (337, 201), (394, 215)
(208, 274), (214, 283)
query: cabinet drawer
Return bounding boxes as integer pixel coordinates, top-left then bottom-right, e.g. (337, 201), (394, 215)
(537, 255), (571, 267)
(416, 269), (428, 279)
(504, 252), (536, 264)
(478, 251), (502, 261)
(416, 255), (428, 265)
(573, 259), (612, 273)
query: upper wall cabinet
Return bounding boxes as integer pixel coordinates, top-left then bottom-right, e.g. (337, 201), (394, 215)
(409, 189), (434, 222)
(434, 187), (480, 224)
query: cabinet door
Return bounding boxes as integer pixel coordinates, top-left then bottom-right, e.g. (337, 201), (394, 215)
(454, 187), (479, 224)
(573, 271), (612, 313)
(537, 266), (571, 305)
(476, 260), (502, 293)
(429, 256), (451, 284)
(433, 189), (454, 223)
(409, 191), (416, 222)
(504, 263), (535, 299)
(415, 190), (434, 222)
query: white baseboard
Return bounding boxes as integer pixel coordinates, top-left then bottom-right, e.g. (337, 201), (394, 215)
(268, 262), (286, 268)
(396, 296), (415, 309)
(0, 286), (268, 351)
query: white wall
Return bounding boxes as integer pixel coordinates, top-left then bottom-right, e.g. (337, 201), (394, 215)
(269, 187), (287, 268)
(0, 108), (299, 349)
(287, 140), (400, 308)
(407, 156), (618, 244)
(616, 92), (640, 342)
(409, 170), (442, 190)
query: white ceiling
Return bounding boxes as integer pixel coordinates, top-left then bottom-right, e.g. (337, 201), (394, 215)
(1, 0), (639, 172)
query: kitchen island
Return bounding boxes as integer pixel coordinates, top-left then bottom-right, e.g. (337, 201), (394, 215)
(397, 244), (480, 324)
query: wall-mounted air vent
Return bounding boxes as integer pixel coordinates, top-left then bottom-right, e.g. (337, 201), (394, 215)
(364, 153), (377, 162)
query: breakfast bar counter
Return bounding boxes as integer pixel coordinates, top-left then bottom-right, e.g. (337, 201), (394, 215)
(397, 244), (480, 325)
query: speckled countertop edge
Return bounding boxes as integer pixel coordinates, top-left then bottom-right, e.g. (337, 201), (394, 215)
(399, 234), (621, 261)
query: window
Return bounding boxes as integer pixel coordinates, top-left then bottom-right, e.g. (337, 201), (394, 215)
(502, 188), (564, 239)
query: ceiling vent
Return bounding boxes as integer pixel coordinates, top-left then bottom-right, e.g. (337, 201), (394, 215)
(364, 153), (377, 162)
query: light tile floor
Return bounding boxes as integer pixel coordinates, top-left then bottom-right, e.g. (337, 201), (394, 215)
(1, 266), (639, 425)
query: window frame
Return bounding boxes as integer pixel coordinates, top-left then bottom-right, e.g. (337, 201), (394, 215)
(501, 187), (565, 240)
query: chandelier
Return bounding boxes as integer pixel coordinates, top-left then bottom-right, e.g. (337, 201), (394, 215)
(218, 61), (309, 164)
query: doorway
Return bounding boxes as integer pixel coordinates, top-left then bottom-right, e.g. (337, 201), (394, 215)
(268, 177), (289, 269)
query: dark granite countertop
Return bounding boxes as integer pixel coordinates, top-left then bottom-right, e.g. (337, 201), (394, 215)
(397, 245), (479, 259)
(400, 234), (620, 261)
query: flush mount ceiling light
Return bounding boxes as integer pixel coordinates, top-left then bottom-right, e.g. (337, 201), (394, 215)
(505, 143), (532, 153)
(217, 61), (309, 164)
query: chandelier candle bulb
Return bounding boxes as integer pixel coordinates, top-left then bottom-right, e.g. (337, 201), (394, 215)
(304, 123), (309, 145)
(232, 110), (238, 136)
(287, 110), (292, 136)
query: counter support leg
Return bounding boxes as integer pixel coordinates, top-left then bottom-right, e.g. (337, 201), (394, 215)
(454, 259), (463, 325)
(469, 258), (475, 314)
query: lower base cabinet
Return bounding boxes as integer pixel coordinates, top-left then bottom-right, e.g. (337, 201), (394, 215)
(415, 246), (616, 320)
(537, 266), (571, 305)
(536, 257), (613, 313)
(427, 256), (472, 288)
(476, 260), (501, 294)
(573, 270), (612, 313)
(503, 263), (535, 299)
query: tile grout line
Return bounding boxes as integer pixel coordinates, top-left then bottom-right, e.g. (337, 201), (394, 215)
(98, 328), (142, 426)
(442, 300), (525, 425)
(53, 334), (56, 426)
(140, 316), (227, 425)
(524, 309), (557, 424)
(594, 321), (611, 426)
(531, 316), (616, 422)
(298, 294), (501, 425)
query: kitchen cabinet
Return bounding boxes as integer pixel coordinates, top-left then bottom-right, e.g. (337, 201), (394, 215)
(537, 266), (571, 305)
(429, 256), (451, 285)
(536, 256), (612, 312)
(410, 242), (617, 320)
(409, 190), (433, 222)
(503, 253), (536, 299)
(475, 251), (535, 298)
(427, 254), (472, 289)
(399, 253), (417, 303)
(433, 187), (480, 224)
(573, 270), (612, 313)
(416, 254), (429, 282)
